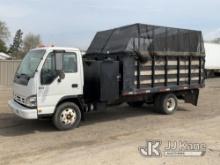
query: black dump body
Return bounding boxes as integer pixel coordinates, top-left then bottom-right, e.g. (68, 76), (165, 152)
(84, 23), (205, 103)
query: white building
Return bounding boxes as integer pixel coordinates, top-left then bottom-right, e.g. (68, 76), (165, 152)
(0, 52), (11, 60)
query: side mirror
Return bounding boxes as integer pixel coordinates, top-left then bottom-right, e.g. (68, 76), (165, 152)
(57, 70), (65, 82)
(54, 50), (65, 82)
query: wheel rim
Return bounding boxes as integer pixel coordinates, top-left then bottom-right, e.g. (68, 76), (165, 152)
(166, 97), (176, 112)
(60, 108), (77, 125)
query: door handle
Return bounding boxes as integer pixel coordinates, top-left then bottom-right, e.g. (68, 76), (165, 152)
(39, 86), (44, 90)
(72, 84), (78, 88)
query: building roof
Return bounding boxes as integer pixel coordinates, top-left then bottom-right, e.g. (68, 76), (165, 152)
(0, 52), (11, 60)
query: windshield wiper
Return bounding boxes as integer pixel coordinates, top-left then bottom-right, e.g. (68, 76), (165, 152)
(21, 73), (30, 78)
(16, 73), (30, 79)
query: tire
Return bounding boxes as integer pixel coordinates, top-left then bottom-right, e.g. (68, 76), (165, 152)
(53, 102), (81, 130)
(127, 101), (144, 107)
(154, 93), (177, 115)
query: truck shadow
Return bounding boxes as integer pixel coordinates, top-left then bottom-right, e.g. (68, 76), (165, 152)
(81, 104), (157, 126)
(0, 104), (185, 137)
(0, 113), (54, 136)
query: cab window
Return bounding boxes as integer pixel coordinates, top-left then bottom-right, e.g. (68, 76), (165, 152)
(41, 53), (57, 85)
(41, 52), (77, 85)
(63, 53), (77, 73)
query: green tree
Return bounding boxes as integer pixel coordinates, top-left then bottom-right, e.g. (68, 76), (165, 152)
(0, 21), (10, 53)
(0, 39), (7, 52)
(8, 29), (23, 57)
(23, 33), (41, 54)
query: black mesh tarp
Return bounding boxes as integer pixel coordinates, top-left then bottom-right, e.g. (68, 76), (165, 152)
(87, 23), (205, 57)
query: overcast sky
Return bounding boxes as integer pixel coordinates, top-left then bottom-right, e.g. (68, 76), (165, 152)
(0, 0), (220, 49)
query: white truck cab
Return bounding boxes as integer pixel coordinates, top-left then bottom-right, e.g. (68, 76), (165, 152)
(8, 47), (84, 130)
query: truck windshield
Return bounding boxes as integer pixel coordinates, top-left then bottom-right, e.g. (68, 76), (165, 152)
(16, 49), (46, 77)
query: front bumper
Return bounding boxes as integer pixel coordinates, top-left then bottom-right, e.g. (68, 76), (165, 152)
(8, 99), (38, 119)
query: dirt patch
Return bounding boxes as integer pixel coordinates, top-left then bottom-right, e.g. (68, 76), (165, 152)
(0, 79), (220, 165)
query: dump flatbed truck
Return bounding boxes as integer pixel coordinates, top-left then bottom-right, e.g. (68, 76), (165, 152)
(8, 23), (206, 130)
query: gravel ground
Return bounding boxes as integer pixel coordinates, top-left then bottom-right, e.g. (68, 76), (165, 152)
(0, 79), (220, 165)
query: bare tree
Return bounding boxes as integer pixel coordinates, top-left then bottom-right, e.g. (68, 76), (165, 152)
(211, 38), (220, 44)
(23, 33), (42, 53)
(0, 21), (10, 41)
(0, 21), (10, 53)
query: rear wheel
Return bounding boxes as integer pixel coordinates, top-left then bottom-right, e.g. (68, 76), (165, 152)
(155, 93), (177, 114)
(127, 101), (144, 107)
(53, 102), (81, 130)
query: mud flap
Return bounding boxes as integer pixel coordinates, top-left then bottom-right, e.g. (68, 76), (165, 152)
(184, 89), (199, 106)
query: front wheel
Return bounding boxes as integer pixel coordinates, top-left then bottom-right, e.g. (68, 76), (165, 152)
(155, 93), (178, 115)
(53, 102), (81, 130)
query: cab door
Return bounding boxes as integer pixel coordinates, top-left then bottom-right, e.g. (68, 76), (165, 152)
(37, 50), (83, 115)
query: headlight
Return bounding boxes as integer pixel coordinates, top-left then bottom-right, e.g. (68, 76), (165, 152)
(26, 95), (37, 108)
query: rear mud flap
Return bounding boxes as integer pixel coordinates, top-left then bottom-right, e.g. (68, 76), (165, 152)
(184, 89), (199, 106)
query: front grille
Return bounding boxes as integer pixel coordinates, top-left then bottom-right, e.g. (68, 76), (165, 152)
(14, 94), (25, 105)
